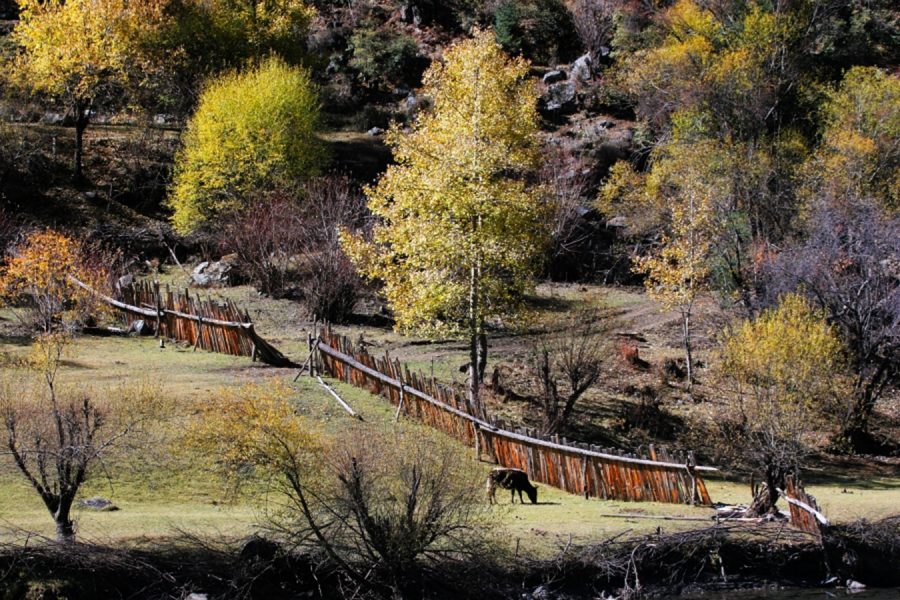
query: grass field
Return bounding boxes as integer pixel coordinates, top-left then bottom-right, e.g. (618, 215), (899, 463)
(1, 281), (898, 554)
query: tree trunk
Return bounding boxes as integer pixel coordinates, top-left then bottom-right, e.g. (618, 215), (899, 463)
(54, 498), (75, 542)
(477, 325), (488, 385)
(468, 261), (480, 418)
(682, 311), (694, 389)
(73, 102), (89, 180)
(745, 465), (783, 517)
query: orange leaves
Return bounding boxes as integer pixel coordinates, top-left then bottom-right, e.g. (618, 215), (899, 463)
(0, 229), (106, 332)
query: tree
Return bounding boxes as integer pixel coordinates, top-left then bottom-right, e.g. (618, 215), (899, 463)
(0, 230), (106, 334)
(527, 315), (606, 435)
(619, 0), (794, 138)
(168, 57), (324, 234)
(763, 199), (900, 452)
(10, 0), (168, 178)
(1, 333), (164, 542)
(601, 118), (728, 386)
(802, 67), (900, 214)
(716, 294), (849, 515)
(342, 30), (548, 416)
(155, 0), (315, 114)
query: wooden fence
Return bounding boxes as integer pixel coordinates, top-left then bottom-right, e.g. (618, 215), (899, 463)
(316, 331), (715, 505)
(782, 475), (829, 536)
(71, 276), (295, 367)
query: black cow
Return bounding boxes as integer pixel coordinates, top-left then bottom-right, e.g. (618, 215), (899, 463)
(487, 468), (538, 505)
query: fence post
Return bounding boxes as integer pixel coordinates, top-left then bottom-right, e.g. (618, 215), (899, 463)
(394, 380), (406, 423)
(474, 422), (481, 462)
(194, 314), (202, 352)
(687, 451), (697, 506)
(307, 332), (315, 378)
(154, 280), (162, 339)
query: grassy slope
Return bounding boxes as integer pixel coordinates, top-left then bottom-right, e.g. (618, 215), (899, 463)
(0, 279), (897, 553)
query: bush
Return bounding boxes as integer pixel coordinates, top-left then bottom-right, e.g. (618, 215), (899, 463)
(348, 26), (426, 90)
(168, 57), (324, 234)
(217, 177), (366, 321)
(283, 431), (496, 597)
(493, 0), (581, 64)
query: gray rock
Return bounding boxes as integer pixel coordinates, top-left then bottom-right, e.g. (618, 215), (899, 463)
(40, 112), (66, 125)
(191, 258), (233, 287)
(571, 53), (593, 82)
(186, 594), (208, 600)
(128, 319), (153, 336)
(542, 70), (567, 84)
(78, 497), (119, 511)
(847, 580), (866, 591)
(326, 55), (342, 75)
(367, 127), (385, 136)
(543, 81), (577, 113)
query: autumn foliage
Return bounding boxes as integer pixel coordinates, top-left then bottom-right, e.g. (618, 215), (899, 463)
(0, 230), (106, 333)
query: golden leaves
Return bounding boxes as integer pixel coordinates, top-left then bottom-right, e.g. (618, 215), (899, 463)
(183, 382), (322, 485)
(719, 294), (850, 430)
(343, 30), (548, 336)
(0, 230), (105, 332)
(12, 0), (168, 102)
(168, 57), (323, 233)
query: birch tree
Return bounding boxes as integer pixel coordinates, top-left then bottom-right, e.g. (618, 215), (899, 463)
(343, 30), (548, 415)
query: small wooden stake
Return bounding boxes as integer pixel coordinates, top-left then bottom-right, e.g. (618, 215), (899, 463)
(394, 382), (406, 423)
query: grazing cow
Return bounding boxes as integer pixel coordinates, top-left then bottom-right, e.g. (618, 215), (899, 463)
(487, 468), (538, 505)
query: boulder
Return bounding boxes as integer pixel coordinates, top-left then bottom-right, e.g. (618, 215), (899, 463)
(77, 497), (119, 511)
(543, 81), (577, 113)
(367, 126), (385, 136)
(191, 258), (234, 287)
(542, 69), (567, 84)
(40, 112), (67, 126)
(117, 273), (135, 291)
(571, 53), (593, 82)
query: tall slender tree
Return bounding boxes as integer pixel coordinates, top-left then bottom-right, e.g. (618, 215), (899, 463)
(343, 30), (548, 415)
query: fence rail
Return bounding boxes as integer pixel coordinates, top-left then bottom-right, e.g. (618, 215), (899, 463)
(316, 331), (714, 505)
(71, 276), (294, 367)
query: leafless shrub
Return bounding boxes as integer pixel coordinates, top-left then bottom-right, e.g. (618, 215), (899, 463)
(541, 146), (593, 264)
(527, 314), (607, 435)
(296, 175), (368, 323)
(266, 431), (497, 598)
(569, 0), (618, 58)
(219, 191), (304, 298)
(218, 176), (368, 321)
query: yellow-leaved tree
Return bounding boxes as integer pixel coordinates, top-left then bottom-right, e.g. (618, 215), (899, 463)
(342, 30), (548, 415)
(802, 66), (900, 214)
(10, 0), (169, 178)
(0, 229), (107, 333)
(716, 294), (849, 514)
(601, 114), (731, 387)
(168, 57), (323, 233)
